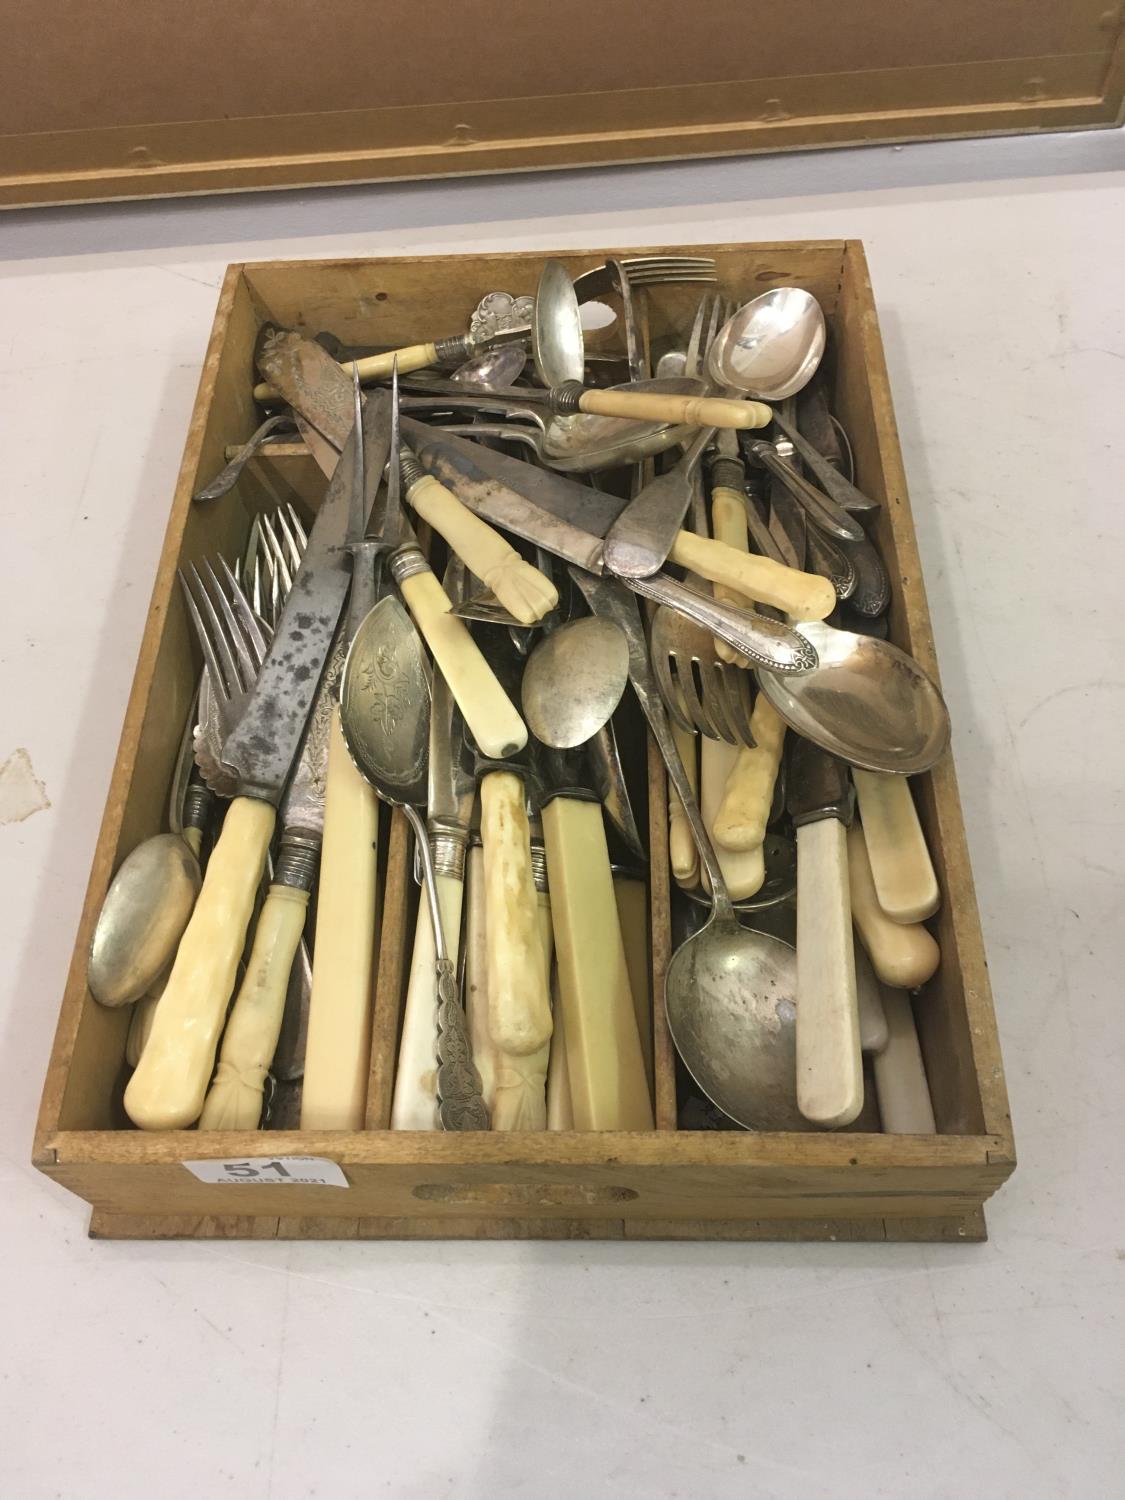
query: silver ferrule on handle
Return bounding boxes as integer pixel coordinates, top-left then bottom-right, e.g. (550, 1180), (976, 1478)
(429, 821), (469, 881)
(433, 333), (475, 365)
(530, 841), (549, 895)
(388, 545), (431, 586)
(273, 827), (322, 891)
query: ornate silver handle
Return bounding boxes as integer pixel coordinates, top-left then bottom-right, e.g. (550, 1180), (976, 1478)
(626, 572), (817, 674)
(434, 958), (490, 1131)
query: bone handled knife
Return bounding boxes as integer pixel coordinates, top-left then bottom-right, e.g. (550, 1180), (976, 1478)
(787, 736), (864, 1129)
(124, 396), (388, 1132)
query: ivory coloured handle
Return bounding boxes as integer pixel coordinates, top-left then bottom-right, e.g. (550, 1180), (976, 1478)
(397, 567), (527, 759)
(578, 388), (771, 430)
(464, 846), (499, 1115)
(701, 737), (765, 902)
(848, 821), (941, 989)
(405, 472), (558, 626)
(669, 530), (836, 622)
(490, 889), (553, 1131)
(480, 771), (553, 1055)
(124, 797), (276, 1130)
(198, 882), (310, 1130)
(542, 796), (653, 1131)
(391, 867), (466, 1129)
(713, 695), (786, 852)
(614, 876), (653, 1096)
(709, 485), (752, 665)
(872, 988), (937, 1133)
(125, 991), (160, 1068)
(301, 709), (380, 1130)
(669, 720), (700, 887)
(253, 341), (440, 402)
(795, 817), (863, 1128)
(854, 941), (890, 1055)
(545, 972), (574, 1130)
(852, 769), (940, 924)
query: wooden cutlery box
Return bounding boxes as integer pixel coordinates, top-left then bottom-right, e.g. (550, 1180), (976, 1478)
(33, 240), (1015, 1243)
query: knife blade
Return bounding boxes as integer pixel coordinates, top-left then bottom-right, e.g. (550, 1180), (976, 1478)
(786, 735), (862, 1129)
(223, 392), (389, 802)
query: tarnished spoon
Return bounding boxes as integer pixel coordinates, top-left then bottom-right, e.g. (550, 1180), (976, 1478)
(708, 287), (827, 401)
(757, 619), (950, 775)
(520, 616), (629, 750)
(88, 835), (201, 1008)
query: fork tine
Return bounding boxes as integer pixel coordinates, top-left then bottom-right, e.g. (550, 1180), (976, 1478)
(216, 556), (270, 666)
(260, 511), (294, 598)
(712, 663), (756, 747)
(185, 564), (245, 709)
(250, 550), (263, 622)
(284, 502), (309, 551)
(678, 652), (716, 740)
(179, 570), (231, 708)
(650, 641), (697, 736)
(200, 561), (255, 694)
(275, 504), (306, 571)
(684, 294), (712, 381)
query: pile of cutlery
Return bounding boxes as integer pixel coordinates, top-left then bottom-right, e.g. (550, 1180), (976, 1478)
(93, 255), (944, 1136)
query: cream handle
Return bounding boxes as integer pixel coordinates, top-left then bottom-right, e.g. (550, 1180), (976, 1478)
(873, 989), (937, 1133)
(300, 709), (380, 1130)
(397, 567), (527, 759)
(253, 341), (440, 402)
(405, 472), (558, 626)
(480, 771), (553, 1055)
(848, 821), (941, 989)
(391, 867), (466, 1129)
(464, 846), (499, 1114)
(712, 695), (786, 852)
(669, 720), (700, 888)
(578, 388), (771, 430)
(708, 484), (752, 665)
(124, 797), (275, 1130)
(852, 769), (940, 924)
(125, 991), (160, 1068)
(490, 889), (553, 1131)
(198, 882), (309, 1130)
(854, 941), (890, 1055)
(795, 817), (863, 1128)
(614, 876), (653, 1097)
(669, 530), (836, 622)
(542, 796), (653, 1131)
(701, 737), (765, 902)
(545, 971), (574, 1130)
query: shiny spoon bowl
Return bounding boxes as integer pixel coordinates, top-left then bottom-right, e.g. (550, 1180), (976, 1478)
(88, 834), (201, 1007)
(521, 617), (629, 748)
(757, 619), (951, 775)
(708, 287), (826, 401)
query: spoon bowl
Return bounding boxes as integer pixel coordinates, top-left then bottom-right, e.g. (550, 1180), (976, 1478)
(88, 834), (201, 1007)
(757, 619), (950, 774)
(521, 617), (629, 749)
(451, 343), (528, 389)
(708, 288), (826, 401)
(533, 259), (585, 387)
(665, 926), (811, 1131)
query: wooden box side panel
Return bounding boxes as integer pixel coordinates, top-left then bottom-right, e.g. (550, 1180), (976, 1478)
(833, 243), (1013, 1152)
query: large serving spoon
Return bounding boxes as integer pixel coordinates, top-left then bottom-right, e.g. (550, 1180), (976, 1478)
(708, 287), (826, 402)
(520, 617), (629, 749)
(757, 619), (950, 775)
(339, 595), (489, 1130)
(573, 570), (811, 1131)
